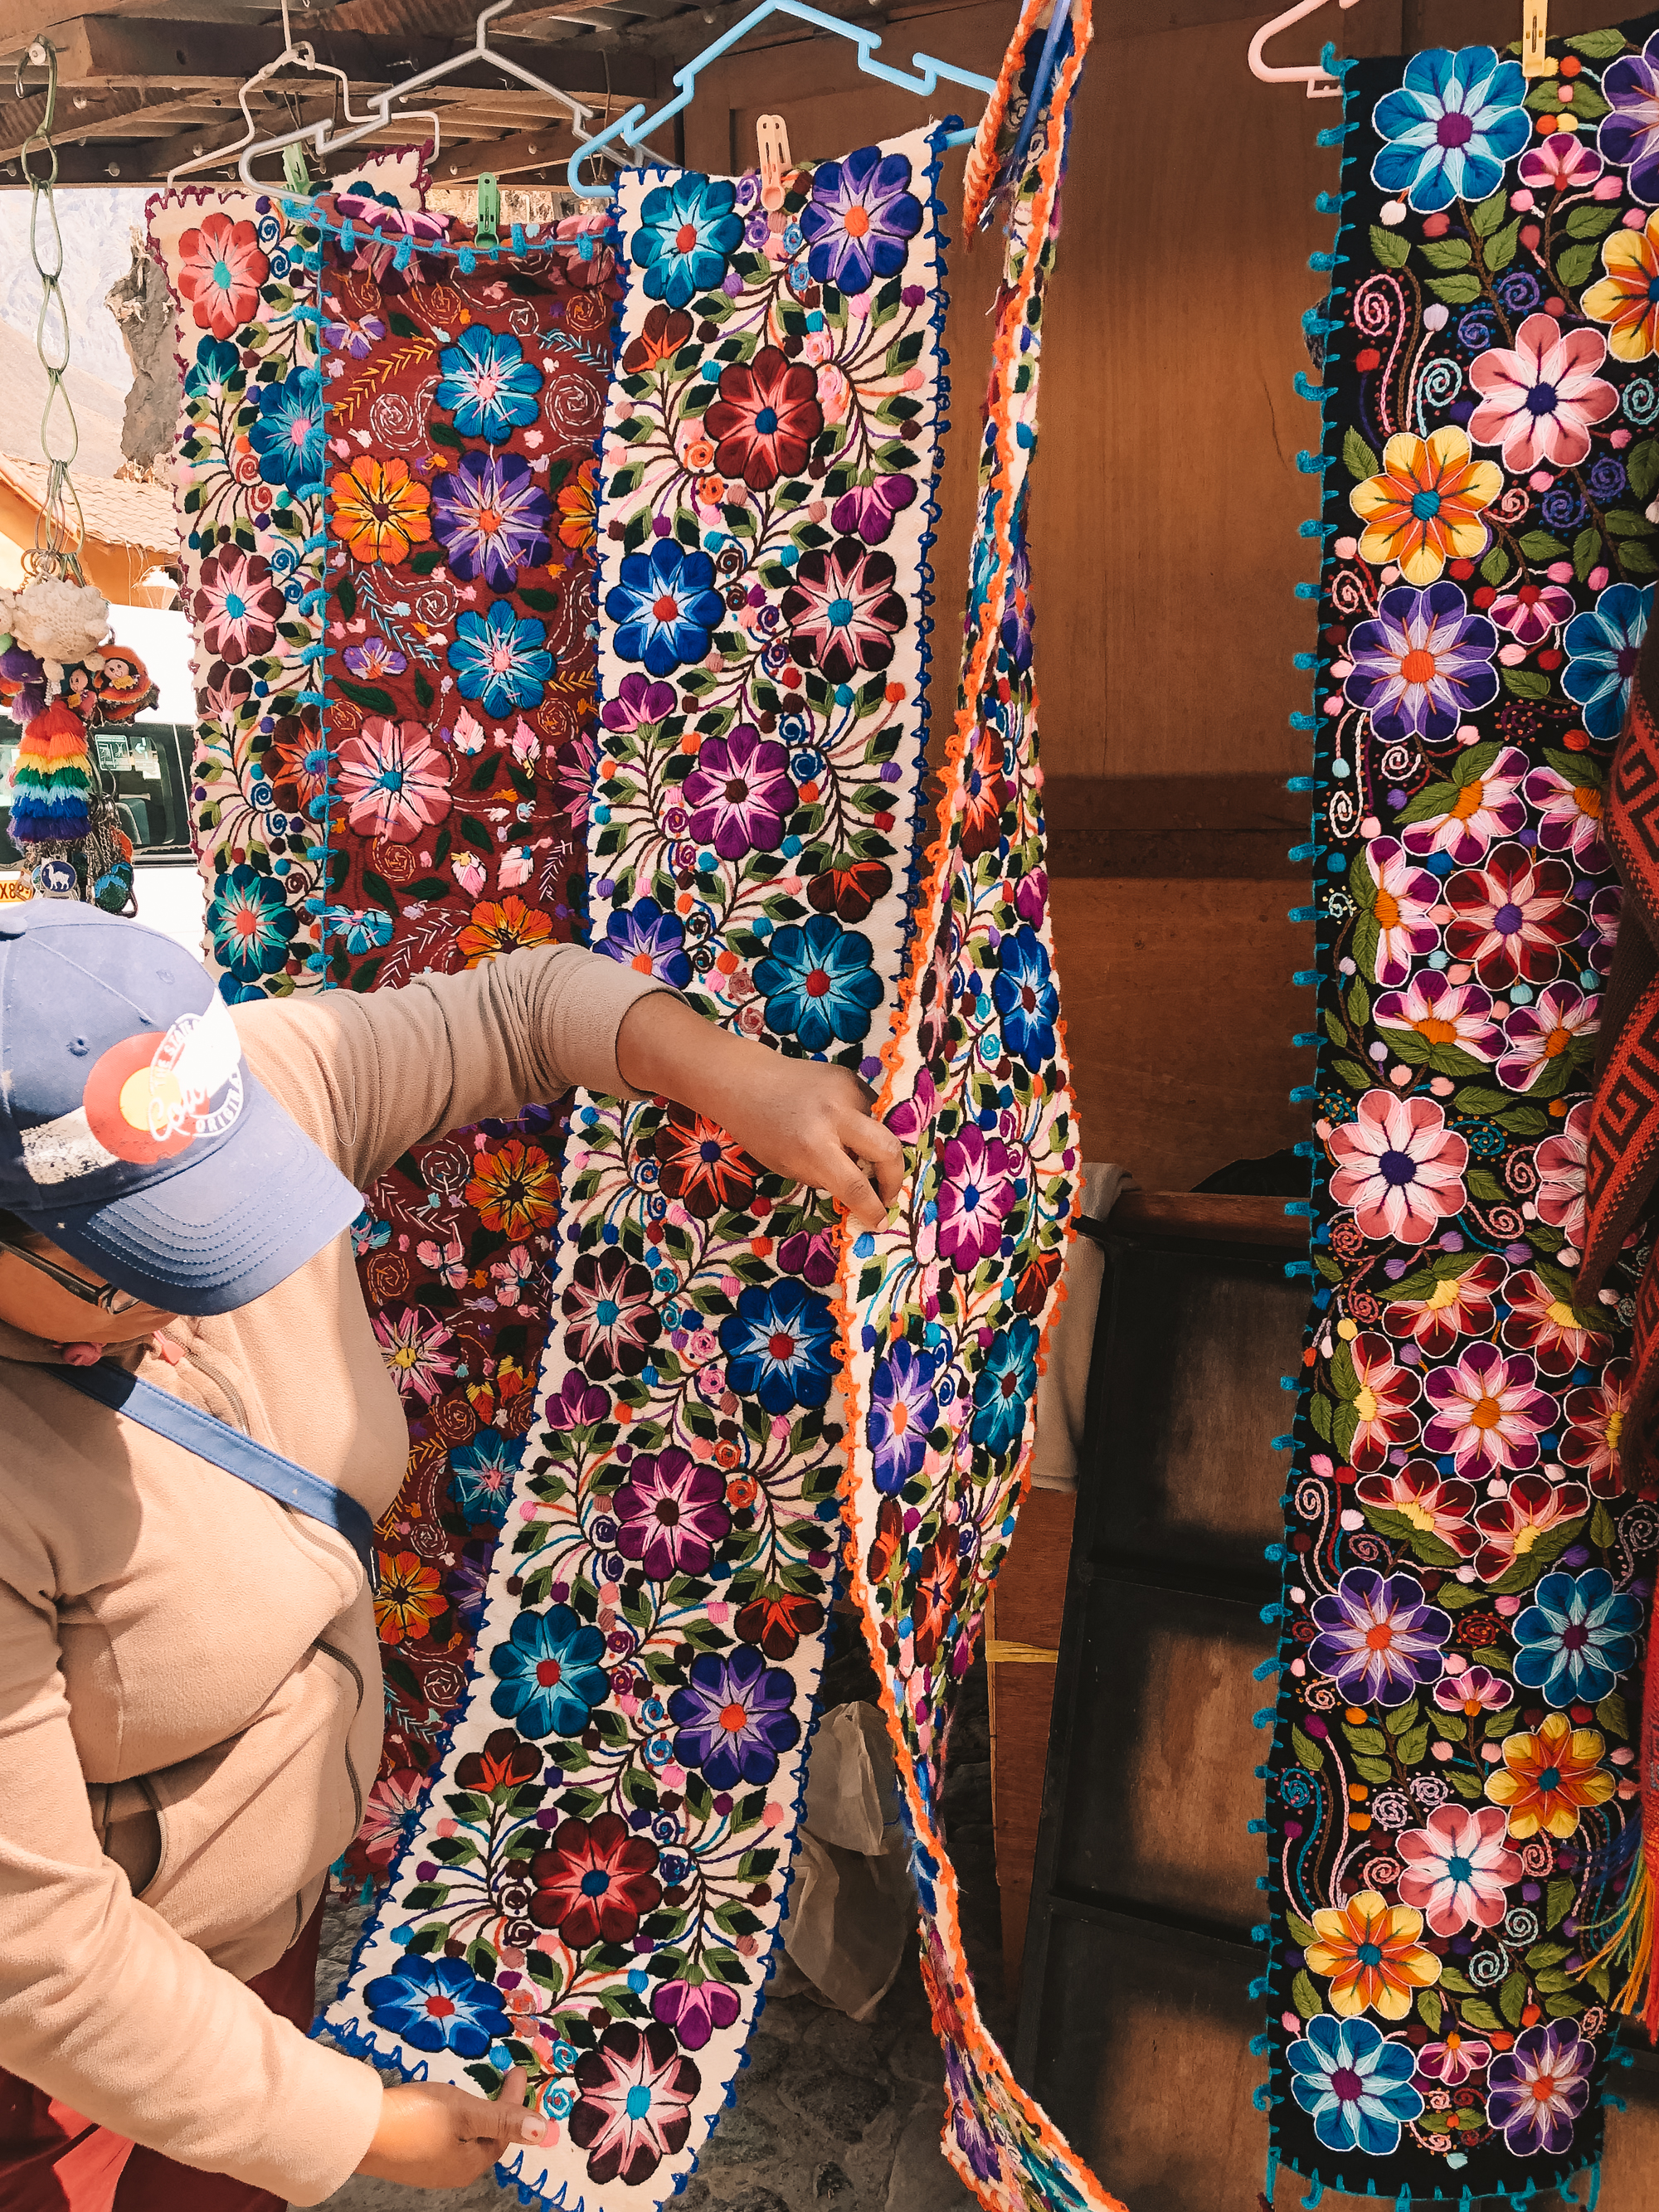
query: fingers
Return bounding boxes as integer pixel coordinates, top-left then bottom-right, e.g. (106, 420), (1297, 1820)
(841, 1106), (905, 1204)
(830, 1149), (887, 1232)
(492, 2067), (545, 2149)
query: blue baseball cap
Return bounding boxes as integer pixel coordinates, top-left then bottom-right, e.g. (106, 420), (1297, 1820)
(0, 902), (362, 1315)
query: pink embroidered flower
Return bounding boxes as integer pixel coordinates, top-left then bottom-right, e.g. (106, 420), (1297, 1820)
(1468, 1471), (1590, 1582)
(1490, 579), (1576, 647)
(1519, 134), (1603, 191)
(1398, 1804), (1523, 1936)
(1433, 1662), (1514, 1718)
(1444, 843), (1580, 990)
(1583, 883), (1622, 976)
(1384, 1253), (1507, 1358)
(569, 2022), (699, 2187)
(1399, 744), (1528, 864)
(177, 211), (270, 338)
(1360, 836), (1441, 985)
(1467, 316), (1618, 472)
(194, 547), (285, 665)
(1416, 2030), (1493, 2089)
(1500, 1268), (1612, 1378)
(1495, 983), (1598, 1094)
(374, 1305), (459, 1404)
(935, 1123), (1019, 1271)
(1340, 1334), (1423, 1469)
(1374, 972), (1501, 1066)
(1535, 1098), (1591, 1253)
(1355, 1458), (1478, 1553)
(1328, 1092), (1470, 1247)
(1421, 1341), (1554, 1480)
(1559, 1359), (1631, 1495)
(360, 1767), (426, 1869)
(1522, 761), (1608, 873)
(337, 717), (453, 843)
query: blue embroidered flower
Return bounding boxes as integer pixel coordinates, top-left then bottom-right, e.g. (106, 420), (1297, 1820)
(322, 904), (393, 955)
(605, 538), (724, 678)
(1563, 581), (1652, 739)
(970, 1315), (1039, 1456)
(435, 325), (542, 442)
(489, 1603), (611, 1738)
(1370, 48), (1530, 214)
(1287, 2015), (1423, 2156)
(184, 334), (243, 402)
(448, 599), (553, 717)
(753, 912), (884, 1053)
(597, 896), (693, 989)
(363, 1953), (513, 2058)
(632, 175), (744, 309)
(800, 146), (922, 296)
(1512, 1567), (1642, 1708)
(868, 1340), (938, 1495)
(992, 924), (1058, 1070)
(719, 1276), (837, 1413)
(207, 863), (296, 983)
(448, 1432), (526, 1530)
(250, 365), (324, 490)
(668, 1644), (800, 1788)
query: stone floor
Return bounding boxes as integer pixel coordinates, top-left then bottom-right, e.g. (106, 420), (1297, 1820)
(297, 1619), (1001, 2212)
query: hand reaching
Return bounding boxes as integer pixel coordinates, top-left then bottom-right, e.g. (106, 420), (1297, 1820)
(355, 2065), (546, 2190)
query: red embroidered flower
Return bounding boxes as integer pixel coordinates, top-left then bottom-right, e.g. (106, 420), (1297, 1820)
(912, 1530), (962, 1665)
(178, 211), (270, 339)
(703, 344), (824, 492)
(570, 2021), (699, 2187)
(781, 537), (907, 685)
(1443, 843), (1580, 989)
(455, 1728), (543, 1796)
(529, 1812), (662, 1950)
(1499, 1269), (1611, 1378)
(654, 1104), (758, 1219)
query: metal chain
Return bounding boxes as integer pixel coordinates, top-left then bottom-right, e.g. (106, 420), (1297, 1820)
(17, 33), (84, 582)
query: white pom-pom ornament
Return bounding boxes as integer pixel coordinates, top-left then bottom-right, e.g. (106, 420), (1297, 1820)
(11, 579), (109, 670)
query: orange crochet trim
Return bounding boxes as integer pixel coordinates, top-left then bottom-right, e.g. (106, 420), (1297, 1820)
(829, 4), (1112, 2205)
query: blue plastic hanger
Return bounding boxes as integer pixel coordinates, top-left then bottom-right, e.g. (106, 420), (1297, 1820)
(1003, 0), (1073, 185)
(566, 0), (998, 196)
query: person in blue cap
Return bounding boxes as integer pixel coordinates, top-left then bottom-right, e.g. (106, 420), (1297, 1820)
(0, 902), (902, 2210)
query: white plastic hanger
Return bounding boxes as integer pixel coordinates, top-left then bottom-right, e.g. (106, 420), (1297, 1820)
(1248, 0), (1362, 99)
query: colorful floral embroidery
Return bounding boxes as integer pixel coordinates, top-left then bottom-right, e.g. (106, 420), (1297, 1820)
(1267, 27), (1659, 2199)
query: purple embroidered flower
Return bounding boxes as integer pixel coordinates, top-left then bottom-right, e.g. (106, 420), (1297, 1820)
(800, 145), (922, 295)
(668, 1645), (800, 1789)
(651, 1977), (742, 2052)
(1486, 2022), (1593, 2155)
(1583, 882), (1622, 975)
(868, 1340), (939, 1495)
(1307, 1567), (1452, 1707)
(323, 299), (387, 358)
(681, 725), (797, 860)
(946, 2045), (1002, 2183)
(431, 449), (553, 590)
(599, 897), (692, 988)
(830, 473), (917, 546)
(1014, 866), (1048, 929)
(602, 672), (679, 733)
(547, 1371), (612, 1430)
(342, 634), (406, 682)
(612, 1446), (731, 1581)
(1343, 581), (1499, 741)
(775, 1225), (839, 1286)
(1599, 30), (1659, 204)
(936, 1123), (1019, 1270)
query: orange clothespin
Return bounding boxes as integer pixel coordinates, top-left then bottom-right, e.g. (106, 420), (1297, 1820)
(1521, 0), (1553, 77)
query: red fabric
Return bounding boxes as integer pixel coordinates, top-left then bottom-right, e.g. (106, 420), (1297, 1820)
(0, 1902), (325, 2211)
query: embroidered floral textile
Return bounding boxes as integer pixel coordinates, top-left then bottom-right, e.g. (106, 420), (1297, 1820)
(325, 130), (955, 2205)
(1268, 22), (1659, 2198)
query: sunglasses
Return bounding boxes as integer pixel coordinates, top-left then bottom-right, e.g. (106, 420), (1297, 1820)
(0, 1237), (147, 1316)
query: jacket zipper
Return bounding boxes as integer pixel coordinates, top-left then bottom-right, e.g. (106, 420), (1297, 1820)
(168, 1332), (254, 1438)
(317, 1638), (367, 1832)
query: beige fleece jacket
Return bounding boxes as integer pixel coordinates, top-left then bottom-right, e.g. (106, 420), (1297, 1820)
(0, 943), (662, 2204)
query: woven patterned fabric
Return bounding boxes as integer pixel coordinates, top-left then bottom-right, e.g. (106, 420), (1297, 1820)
(148, 152), (427, 1000)
(308, 203), (624, 1873)
(832, 13), (1108, 2208)
(1266, 22), (1659, 2201)
(324, 129), (954, 2208)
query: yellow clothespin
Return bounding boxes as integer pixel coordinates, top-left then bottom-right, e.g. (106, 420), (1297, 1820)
(1520, 0), (1553, 78)
(757, 112), (791, 212)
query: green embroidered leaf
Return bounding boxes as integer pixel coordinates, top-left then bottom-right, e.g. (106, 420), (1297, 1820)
(1370, 223), (1411, 270)
(337, 678), (397, 716)
(1287, 1912), (1320, 1947)
(1481, 543), (1511, 586)
(335, 574), (357, 621)
(1418, 238), (1474, 270)
(1568, 78), (1610, 122)
(1596, 1688), (1628, 1738)
(1460, 1999), (1506, 2034)
(1545, 1986), (1588, 2015)
(1331, 1402), (1360, 1460)
(1630, 439), (1659, 503)
(1332, 1057), (1374, 1092)
(1546, 1876), (1575, 1929)
(1566, 202), (1621, 240)
(1447, 1766), (1486, 1798)
(1397, 1725), (1429, 1765)
(1307, 1391), (1335, 1444)
(1291, 1970), (1323, 2020)
(1606, 507), (1657, 537)
(1345, 974), (1371, 1029)
(1526, 1940), (1572, 1970)
(1353, 1754), (1394, 1783)
(1500, 1970), (1530, 2025)
(1469, 188), (1508, 237)
(1518, 530), (1568, 562)
(1467, 1166), (1508, 1205)
(519, 586), (560, 612)
(1344, 1723), (1388, 1754)
(1567, 26), (1627, 53)
(413, 671), (434, 710)
(1619, 539), (1659, 576)
(1467, 1646), (1513, 1676)
(1350, 916), (1381, 985)
(1574, 527), (1603, 583)
(1554, 239), (1602, 290)
(1383, 1698), (1421, 1738)
(1292, 1724), (1325, 1773)
(1483, 219), (1521, 274)
(361, 869), (399, 914)
(1438, 1964), (1477, 1994)
(430, 418), (465, 450)
(1501, 667), (1551, 700)
(1417, 1987), (1443, 2034)
(408, 545), (445, 576)
(456, 814), (494, 854)
(1482, 1514), (1588, 1593)
(1395, 776), (1461, 826)
(1427, 272), (1484, 305)
(1344, 425), (1381, 480)
(1429, 1707), (1466, 1741)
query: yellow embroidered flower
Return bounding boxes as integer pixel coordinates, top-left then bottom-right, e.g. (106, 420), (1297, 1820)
(1349, 427), (1501, 585)
(557, 457), (598, 555)
(1484, 1710), (1614, 1840)
(1583, 211), (1659, 362)
(331, 455), (432, 566)
(373, 1550), (445, 1645)
(1303, 1888), (1442, 2020)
